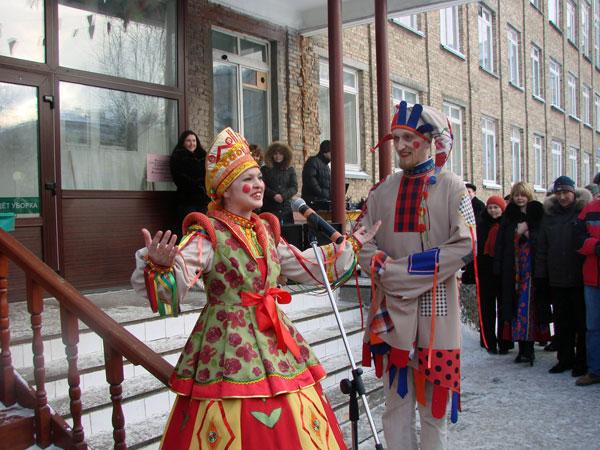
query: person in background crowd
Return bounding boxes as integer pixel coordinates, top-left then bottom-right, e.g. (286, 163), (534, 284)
(170, 130), (210, 231)
(535, 176), (591, 377)
(465, 183), (485, 222)
(477, 195), (510, 355)
(301, 140), (331, 209)
(584, 183), (600, 201)
(357, 101), (473, 450)
(249, 144), (264, 166)
(261, 141), (298, 224)
(573, 190), (600, 386)
(494, 182), (550, 366)
(132, 127), (381, 448)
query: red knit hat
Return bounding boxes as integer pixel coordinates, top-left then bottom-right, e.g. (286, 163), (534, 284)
(486, 195), (506, 213)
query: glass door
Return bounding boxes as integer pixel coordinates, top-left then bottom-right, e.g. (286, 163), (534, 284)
(0, 71), (59, 271)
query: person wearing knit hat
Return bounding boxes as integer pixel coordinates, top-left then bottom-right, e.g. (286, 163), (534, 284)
(357, 101), (475, 448)
(131, 127), (382, 449)
(536, 176), (592, 378)
(486, 195), (506, 213)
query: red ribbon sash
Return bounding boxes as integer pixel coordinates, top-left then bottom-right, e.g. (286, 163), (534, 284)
(241, 287), (300, 360)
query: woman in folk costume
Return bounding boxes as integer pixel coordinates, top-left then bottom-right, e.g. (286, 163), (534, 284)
(355, 101), (475, 450)
(494, 181), (549, 366)
(131, 127), (380, 450)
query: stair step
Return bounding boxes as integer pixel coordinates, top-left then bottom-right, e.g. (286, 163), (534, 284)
(0, 404), (35, 450)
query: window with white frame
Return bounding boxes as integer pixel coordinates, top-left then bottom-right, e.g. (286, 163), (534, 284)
(392, 85), (419, 170)
(531, 0), (542, 9)
(511, 127), (522, 183)
(583, 85), (592, 125)
(595, 0), (600, 66)
(551, 141), (563, 182)
(596, 158), (600, 179)
(567, 0), (577, 42)
(319, 61), (361, 170)
(393, 15), (419, 32)
(482, 117), (497, 184)
(582, 1), (591, 56)
(534, 134), (544, 188)
(569, 147), (578, 183)
(549, 0), (560, 26)
(584, 153), (591, 185)
(568, 72), (579, 117)
(508, 27), (521, 86)
(444, 103), (463, 177)
(478, 5), (494, 72)
(212, 29), (270, 149)
(596, 92), (600, 131)
(440, 6), (460, 52)
(531, 45), (542, 97)
(550, 59), (562, 107)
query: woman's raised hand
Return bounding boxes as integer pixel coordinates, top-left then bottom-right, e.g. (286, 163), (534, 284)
(142, 228), (178, 267)
(352, 220), (382, 246)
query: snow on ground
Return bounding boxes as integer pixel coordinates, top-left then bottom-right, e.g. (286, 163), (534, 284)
(448, 324), (600, 450)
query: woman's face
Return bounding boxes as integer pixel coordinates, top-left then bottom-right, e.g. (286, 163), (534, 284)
(272, 150), (284, 163)
(183, 134), (197, 152)
(487, 204), (502, 219)
(512, 192), (528, 207)
(223, 167), (265, 215)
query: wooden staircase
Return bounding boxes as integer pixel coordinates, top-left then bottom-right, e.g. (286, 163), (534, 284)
(0, 228), (385, 449)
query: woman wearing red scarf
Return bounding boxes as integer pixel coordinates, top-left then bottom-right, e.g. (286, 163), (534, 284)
(476, 195), (509, 354)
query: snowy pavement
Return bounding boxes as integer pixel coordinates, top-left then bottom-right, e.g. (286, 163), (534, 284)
(448, 325), (600, 450)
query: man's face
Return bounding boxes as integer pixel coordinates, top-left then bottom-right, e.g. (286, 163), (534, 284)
(555, 190), (575, 208)
(466, 187), (476, 199)
(323, 151), (331, 161)
(392, 128), (430, 171)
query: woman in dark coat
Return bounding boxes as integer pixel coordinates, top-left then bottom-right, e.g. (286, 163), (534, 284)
(261, 141), (298, 224)
(170, 130), (210, 231)
(494, 182), (549, 365)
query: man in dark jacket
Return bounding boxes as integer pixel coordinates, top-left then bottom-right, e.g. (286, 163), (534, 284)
(301, 140), (331, 209)
(465, 183), (486, 223)
(535, 176), (591, 377)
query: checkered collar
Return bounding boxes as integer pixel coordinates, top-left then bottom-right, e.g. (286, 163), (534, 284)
(404, 158), (435, 177)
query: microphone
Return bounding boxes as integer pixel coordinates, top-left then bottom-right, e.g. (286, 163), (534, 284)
(291, 198), (344, 244)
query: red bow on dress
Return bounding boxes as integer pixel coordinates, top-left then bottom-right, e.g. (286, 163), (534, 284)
(241, 287), (300, 360)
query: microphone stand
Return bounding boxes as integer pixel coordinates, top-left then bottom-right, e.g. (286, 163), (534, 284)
(307, 227), (383, 450)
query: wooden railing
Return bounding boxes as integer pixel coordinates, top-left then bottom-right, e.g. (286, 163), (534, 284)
(0, 228), (173, 449)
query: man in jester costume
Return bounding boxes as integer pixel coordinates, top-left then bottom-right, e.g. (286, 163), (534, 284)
(131, 127), (379, 449)
(356, 102), (475, 450)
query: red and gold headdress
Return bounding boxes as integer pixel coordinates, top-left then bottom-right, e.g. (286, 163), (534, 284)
(205, 127), (259, 210)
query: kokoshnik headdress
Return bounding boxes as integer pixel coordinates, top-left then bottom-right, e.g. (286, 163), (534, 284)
(371, 101), (454, 185)
(205, 127), (259, 211)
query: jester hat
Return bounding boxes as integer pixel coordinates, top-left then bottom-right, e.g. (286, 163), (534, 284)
(205, 127), (259, 210)
(372, 101), (454, 184)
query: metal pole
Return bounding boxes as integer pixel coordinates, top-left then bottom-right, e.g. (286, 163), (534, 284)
(375, 0), (392, 180)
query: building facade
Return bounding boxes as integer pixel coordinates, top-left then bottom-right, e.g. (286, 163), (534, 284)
(2, 0), (599, 294)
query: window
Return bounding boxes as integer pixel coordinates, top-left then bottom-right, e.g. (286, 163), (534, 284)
(567, 0), (577, 42)
(531, 0), (542, 9)
(569, 147), (578, 182)
(531, 45), (542, 97)
(482, 117), (497, 184)
(508, 27), (521, 86)
(549, 0), (561, 26)
(478, 5), (494, 72)
(392, 85), (419, 170)
(440, 6), (460, 52)
(551, 141), (563, 182)
(1, 2), (45, 62)
(511, 127), (522, 183)
(444, 103), (463, 177)
(584, 153), (591, 185)
(583, 85), (592, 125)
(595, 0), (600, 66)
(582, 1), (591, 56)
(596, 158), (600, 179)
(568, 72), (579, 117)
(550, 59), (562, 107)
(533, 135), (545, 188)
(596, 93), (600, 131)
(319, 61), (361, 170)
(393, 15), (419, 32)
(212, 29), (270, 150)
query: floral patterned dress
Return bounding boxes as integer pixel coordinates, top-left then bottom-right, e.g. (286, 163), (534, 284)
(131, 210), (356, 450)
